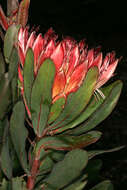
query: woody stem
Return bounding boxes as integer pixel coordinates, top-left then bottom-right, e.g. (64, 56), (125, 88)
(26, 159), (40, 190)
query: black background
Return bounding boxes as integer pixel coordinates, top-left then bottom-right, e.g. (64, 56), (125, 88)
(1, 0), (127, 189)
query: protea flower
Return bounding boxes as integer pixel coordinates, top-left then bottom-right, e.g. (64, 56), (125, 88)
(18, 27), (118, 119)
(0, 0), (30, 31)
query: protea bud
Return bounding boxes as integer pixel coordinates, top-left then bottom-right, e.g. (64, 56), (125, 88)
(0, 0), (30, 31)
(17, 27), (119, 137)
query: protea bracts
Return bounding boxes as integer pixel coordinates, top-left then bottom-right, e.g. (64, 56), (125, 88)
(18, 28), (118, 98)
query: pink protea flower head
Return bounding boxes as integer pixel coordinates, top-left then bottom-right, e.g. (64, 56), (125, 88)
(18, 27), (118, 117)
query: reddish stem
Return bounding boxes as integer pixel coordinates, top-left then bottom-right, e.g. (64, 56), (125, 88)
(27, 159), (40, 190)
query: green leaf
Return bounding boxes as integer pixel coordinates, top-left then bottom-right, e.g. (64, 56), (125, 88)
(0, 120), (5, 152)
(36, 151), (65, 184)
(35, 137), (69, 161)
(36, 153), (65, 189)
(23, 48), (34, 109)
(31, 59), (55, 137)
(0, 177), (27, 190)
(63, 174), (87, 190)
(0, 120), (21, 177)
(12, 177), (27, 190)
(39, 156), (54, 174)
(48, 98), (65, 124)
(48, 67), (98, 133)
(44, 149), (88, 189)
(0, 178), (11, 190)
(11, 76), (18, 104)
(8, 47), (19, 81)
(85, 159), (102, 182)
(90, 180), (114, 190)
(57, 88), (106, 135)
(50, 151), (65, 162)
(58, 131), (102, 149)
(0, 50), (5, 76)
(88, 146), (125, 159)
(35, 131), (102, 160)
(4, 25), (20, 63)
(0, 119), (13, 179)
(63, 180), (87, 190)
(10, 101), (29, 173)
(0, 74), (11, 120)
(67, 80), (123, 135)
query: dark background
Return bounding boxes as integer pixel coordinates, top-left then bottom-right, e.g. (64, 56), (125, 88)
(1, 0), (127, 189)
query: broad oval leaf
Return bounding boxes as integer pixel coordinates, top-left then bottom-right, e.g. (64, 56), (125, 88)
(44, 149), (88, 190)
(4, 25), (20, 63)
(31, 59), (55, 137)
(10, 101), (29, 173)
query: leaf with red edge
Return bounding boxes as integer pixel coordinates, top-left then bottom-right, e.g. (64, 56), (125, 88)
(31, 59), (55, 137)
(35, 130), (102, 160)
(56, 80), (118, 135)
(67, 80), (123, 136)
(23, 48), (34, 111)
